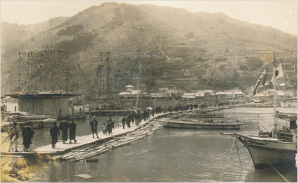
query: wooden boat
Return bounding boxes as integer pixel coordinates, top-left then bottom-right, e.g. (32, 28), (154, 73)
(186, 113), (224, 118)
(234, 129), (297, 169)
(277, 112), (297, 120)
(85, 158), (99, 162)
(235, 53), (298, 169)
(158, 118), (242, 129)
(87, 110), (131, 116)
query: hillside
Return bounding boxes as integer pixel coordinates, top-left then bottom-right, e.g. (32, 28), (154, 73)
(1, 2), (297, 98)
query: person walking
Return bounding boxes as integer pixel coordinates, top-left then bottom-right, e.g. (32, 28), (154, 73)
(59, 120), (69, 143)
(8, 122), (19, 152)
(50, 122), (60, 148)
(90, 116), (99, 138)
(135, 112), (140, 126)
(22, 122), (35, 152)
(126, 115), (131, 128)
(102, 122), (107, 135)
(121, 116), (126, 129)
(68, 120), (77, 143)
(107, 116), (114, 135)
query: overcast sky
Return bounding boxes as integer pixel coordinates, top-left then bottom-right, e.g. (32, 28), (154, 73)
(1, 0), (297, 35)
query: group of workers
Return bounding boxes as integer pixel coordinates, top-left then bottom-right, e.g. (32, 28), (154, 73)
(50, 120), (77, 148)
(121, 109), (152, 129)
(89, 116), (115, 137)
(5, 120), (77, 151)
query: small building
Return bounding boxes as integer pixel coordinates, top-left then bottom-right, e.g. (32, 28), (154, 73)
(215, 89), (245, 104)
(125, 85), (135, 92)
(7, 93), (79, 118)
(1, 97), (18, 113)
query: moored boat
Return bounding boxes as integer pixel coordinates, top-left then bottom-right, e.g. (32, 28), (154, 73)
(234, 126), (297, 168)
(186, 113), (224, 118)
(158, 118), (242, 129)
(235, 52), (298, 169)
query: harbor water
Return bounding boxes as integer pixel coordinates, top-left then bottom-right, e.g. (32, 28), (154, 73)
(26, 107), (297, 182)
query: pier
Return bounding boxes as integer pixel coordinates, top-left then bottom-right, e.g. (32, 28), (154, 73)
(1, 112), (169, 157)
(1, 104), (240, 157)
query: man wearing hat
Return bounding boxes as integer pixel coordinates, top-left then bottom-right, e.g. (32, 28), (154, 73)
(90, 116), (99, 138)
(22, 122), (35, 152)
(8, 122), (19, 152)
(59, 120), (69, 143)
(50, 122), (60, 148)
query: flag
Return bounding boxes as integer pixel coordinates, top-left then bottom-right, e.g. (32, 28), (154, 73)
(253, 69), (267, 96)
(271, 64), (284, 84)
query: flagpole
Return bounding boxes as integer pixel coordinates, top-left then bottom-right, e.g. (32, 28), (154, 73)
(273, 51), (277, 138)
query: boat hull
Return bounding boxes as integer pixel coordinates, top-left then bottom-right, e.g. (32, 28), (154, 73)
(187, 114), (224, 118)
(235, 133), (297, 169)
(159, 120), (241, 130)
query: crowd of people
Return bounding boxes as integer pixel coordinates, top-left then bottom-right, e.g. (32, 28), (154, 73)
(5, 103), (202, 152)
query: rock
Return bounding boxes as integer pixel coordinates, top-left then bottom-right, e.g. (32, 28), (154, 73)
(16, 175), (23, 181)
(20, 164), (27, 169)
(9, 169), (18, 175)
(75, 174), (93, 179)
(10, 173), (18, 178)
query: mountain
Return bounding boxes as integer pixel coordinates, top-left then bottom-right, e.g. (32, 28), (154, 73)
(1, 2), (297, 98)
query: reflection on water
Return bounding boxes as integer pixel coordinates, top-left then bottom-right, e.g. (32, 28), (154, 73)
(29, 107), (297, 182)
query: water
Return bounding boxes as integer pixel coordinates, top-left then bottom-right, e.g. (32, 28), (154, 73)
(27, 107), (297, 182)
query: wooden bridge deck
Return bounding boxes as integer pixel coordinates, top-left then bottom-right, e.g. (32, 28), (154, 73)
(1, 113), (168, 156)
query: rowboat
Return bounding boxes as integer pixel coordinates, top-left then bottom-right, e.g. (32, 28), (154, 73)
(158, 118), (242, 129)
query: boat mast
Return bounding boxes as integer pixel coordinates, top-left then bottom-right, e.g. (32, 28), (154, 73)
(273, 51), (277, 138)
(136, 60), (141, 108)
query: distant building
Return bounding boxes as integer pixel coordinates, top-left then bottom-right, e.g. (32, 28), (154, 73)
(119, 85), (141, 98)
(215, 89), (245, 104)
(182, 90), (216, 104)
(1, 97), (18, 113)
(7, 93), (79, 118)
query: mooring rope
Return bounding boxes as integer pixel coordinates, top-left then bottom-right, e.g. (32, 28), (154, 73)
(218, 137), (236, 182)
(267, 161), (289, 183)
(259, 123), (269, 132)
(235, 139), (242, 174)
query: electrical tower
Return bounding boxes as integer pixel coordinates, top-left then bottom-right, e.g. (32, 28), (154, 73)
(18, 49), (72, 93)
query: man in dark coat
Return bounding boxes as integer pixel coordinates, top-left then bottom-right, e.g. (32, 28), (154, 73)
(22, 122), (35, 152)
(107, 116), (114, 135)
(90, 116), (99, 138)
(135, 112), (140, 126)
(59, 121), (69, 143)
(121, 116), (126, 129)
(50, 122), (60, 148)
(131, 112), (135, 124)
(68, 120), (77, 143)
(126, 116), (131, 128)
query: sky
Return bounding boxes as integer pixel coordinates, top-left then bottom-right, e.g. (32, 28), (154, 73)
(1, 0), (297, 35)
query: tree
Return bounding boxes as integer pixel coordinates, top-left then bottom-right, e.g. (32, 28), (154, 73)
(141, 67), (163, 96)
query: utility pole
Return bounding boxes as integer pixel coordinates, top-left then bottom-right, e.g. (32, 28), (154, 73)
(136, 60), (141, 108)
(18, 52), (21, 90)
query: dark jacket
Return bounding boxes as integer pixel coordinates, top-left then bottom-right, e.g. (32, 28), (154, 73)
(50, 125), (60, 138)
(22, 125), (35, 145)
